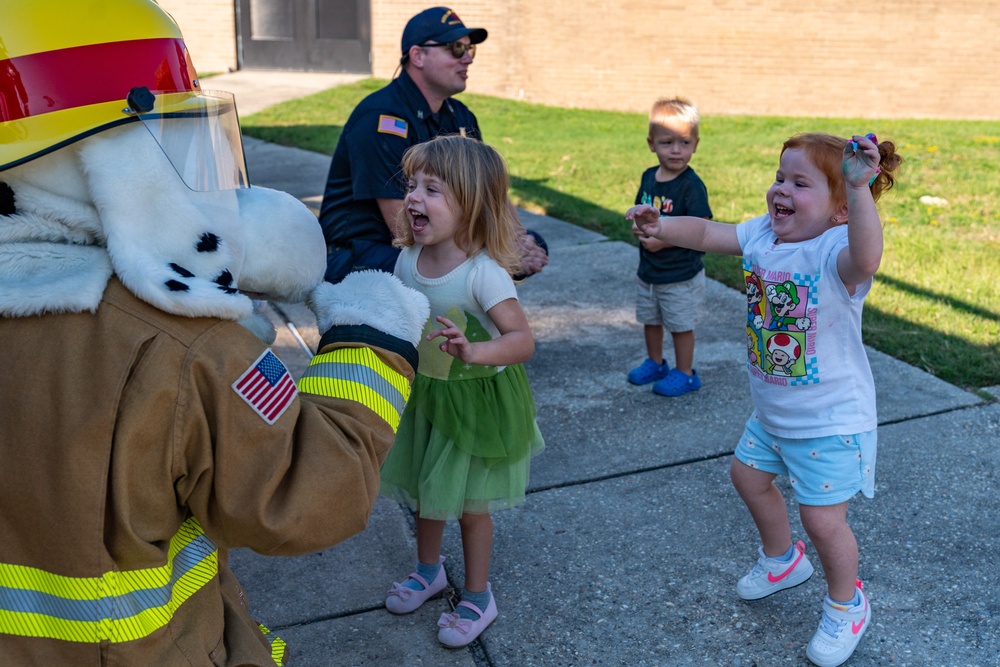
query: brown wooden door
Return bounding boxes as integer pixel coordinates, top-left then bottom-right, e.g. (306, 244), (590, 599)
(237, 0), (370, 72)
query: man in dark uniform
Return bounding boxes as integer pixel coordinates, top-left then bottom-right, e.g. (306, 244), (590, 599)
(319, 6), (548, 284)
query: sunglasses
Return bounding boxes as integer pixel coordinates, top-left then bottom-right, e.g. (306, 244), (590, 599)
(419, 40), (476, 59)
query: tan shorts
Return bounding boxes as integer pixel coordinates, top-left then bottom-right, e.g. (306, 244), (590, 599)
(635, 269), (705, 332)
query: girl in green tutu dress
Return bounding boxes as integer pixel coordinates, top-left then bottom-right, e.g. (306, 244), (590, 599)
(379, 135), (544, 648)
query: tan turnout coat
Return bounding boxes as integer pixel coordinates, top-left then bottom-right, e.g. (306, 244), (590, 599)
(0, 279), (414, 666)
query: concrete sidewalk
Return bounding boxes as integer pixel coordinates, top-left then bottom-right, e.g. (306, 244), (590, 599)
(218, 72), (999, 667)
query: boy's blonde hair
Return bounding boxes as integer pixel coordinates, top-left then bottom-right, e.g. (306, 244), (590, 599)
(396, 135), (522, 275)
(649, 97), (700, 135)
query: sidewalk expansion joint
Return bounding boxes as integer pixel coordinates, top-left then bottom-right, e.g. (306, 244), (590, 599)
(268, 604), (498, 667)
(529, 397), (994, 497)
(267, 603), (386, 632)
(877, 399), (993, 427)
(528, 450), (735, 495)
(468, 639), (497, 667)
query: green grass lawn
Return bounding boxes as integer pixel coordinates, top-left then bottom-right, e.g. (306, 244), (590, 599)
(242, 79), (1000, 391)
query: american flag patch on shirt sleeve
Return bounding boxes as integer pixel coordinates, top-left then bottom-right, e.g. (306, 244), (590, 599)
(232, 349), (298, 424)
(377, 114), (408, 138)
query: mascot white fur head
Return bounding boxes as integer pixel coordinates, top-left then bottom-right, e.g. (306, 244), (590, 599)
(0, 0), (426, 345)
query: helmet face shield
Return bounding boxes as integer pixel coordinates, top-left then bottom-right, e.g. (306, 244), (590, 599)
(127, 89), (249, 191)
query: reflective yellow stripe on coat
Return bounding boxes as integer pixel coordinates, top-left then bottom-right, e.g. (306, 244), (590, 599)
(0, 517), (217, 643)
(297, 346), (410, 432)
(259, 624), (288, 665)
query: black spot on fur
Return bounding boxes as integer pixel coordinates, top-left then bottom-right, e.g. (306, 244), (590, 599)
(215, 270), (238, 294)
(169, 263), (195, 278)
(214, 269), (234, 287)
(196, 233), (221, 253)
(165, 280), (189, 292)
(0, 182), (15, 216)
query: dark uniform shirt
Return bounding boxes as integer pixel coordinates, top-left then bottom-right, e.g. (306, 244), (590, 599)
(634, 165), (713, 284)
(319, 69), (482, 247)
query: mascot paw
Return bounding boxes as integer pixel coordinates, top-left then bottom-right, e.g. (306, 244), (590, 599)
(308, 271), (430, 347)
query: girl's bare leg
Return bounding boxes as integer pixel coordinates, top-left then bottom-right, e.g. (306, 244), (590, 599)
(457, 512), (493, 592)
(800, 502), (858, 602)
(730, 458), (792, 556)
(416, 517), (446, 565)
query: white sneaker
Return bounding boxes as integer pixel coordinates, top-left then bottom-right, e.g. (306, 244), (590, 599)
(806, 581), (872, 667)
(736, 540), (814, 600)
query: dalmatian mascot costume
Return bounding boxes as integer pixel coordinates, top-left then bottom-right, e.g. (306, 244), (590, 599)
(0, 2), (429, 665)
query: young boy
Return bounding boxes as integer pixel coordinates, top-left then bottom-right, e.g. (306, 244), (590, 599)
(627, 98), (713, 396)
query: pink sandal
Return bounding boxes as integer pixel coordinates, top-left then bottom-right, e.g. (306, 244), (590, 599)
(384, 556), (447, 615)
(437, 583), (498, 648)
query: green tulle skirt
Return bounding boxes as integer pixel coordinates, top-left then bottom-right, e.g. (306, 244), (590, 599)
(379, 363), (545, 520)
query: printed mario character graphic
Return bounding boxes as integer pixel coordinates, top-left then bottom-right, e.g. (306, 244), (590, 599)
(746, 271), (765, 331)
(747, 326), (762, 369)
(742, 264), (816, 382)
(0, 1), (429, 665)
(764, 332), (803, 376)
(765, 280), (812, 332)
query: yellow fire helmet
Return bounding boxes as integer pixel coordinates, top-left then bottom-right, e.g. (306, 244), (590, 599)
(0, 0), (247, 190)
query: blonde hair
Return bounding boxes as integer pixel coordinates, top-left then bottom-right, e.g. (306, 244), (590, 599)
(649, 97), (700, 135)
(782, 133), (903, 208)
(396, 135), (522, 274)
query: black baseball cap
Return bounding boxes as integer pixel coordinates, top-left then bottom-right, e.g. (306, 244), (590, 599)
(400, 7), (488, 55)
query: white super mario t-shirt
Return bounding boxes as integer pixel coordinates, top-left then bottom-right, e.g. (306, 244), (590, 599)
(737, 214), (876, 438)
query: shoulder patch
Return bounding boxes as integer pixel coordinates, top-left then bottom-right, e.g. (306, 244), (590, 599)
(377, 114), (408, 138)
(233, 349), (298, 425)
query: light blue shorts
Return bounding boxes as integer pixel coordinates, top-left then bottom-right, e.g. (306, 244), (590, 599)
(734, 413), (877, 506)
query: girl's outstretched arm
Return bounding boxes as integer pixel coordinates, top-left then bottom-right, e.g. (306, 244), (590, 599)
(837, 134), (883, 288)
(625, 204), (742, 256)
(428, 298), (534, 367)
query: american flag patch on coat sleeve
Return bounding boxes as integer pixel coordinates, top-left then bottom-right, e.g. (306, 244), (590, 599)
(377, 114), (408, 138)
(232, 349), (298, 424)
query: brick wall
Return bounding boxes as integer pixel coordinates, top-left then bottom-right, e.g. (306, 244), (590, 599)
(160, 0), (1000, 120)
(158, 0), (237, 74)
